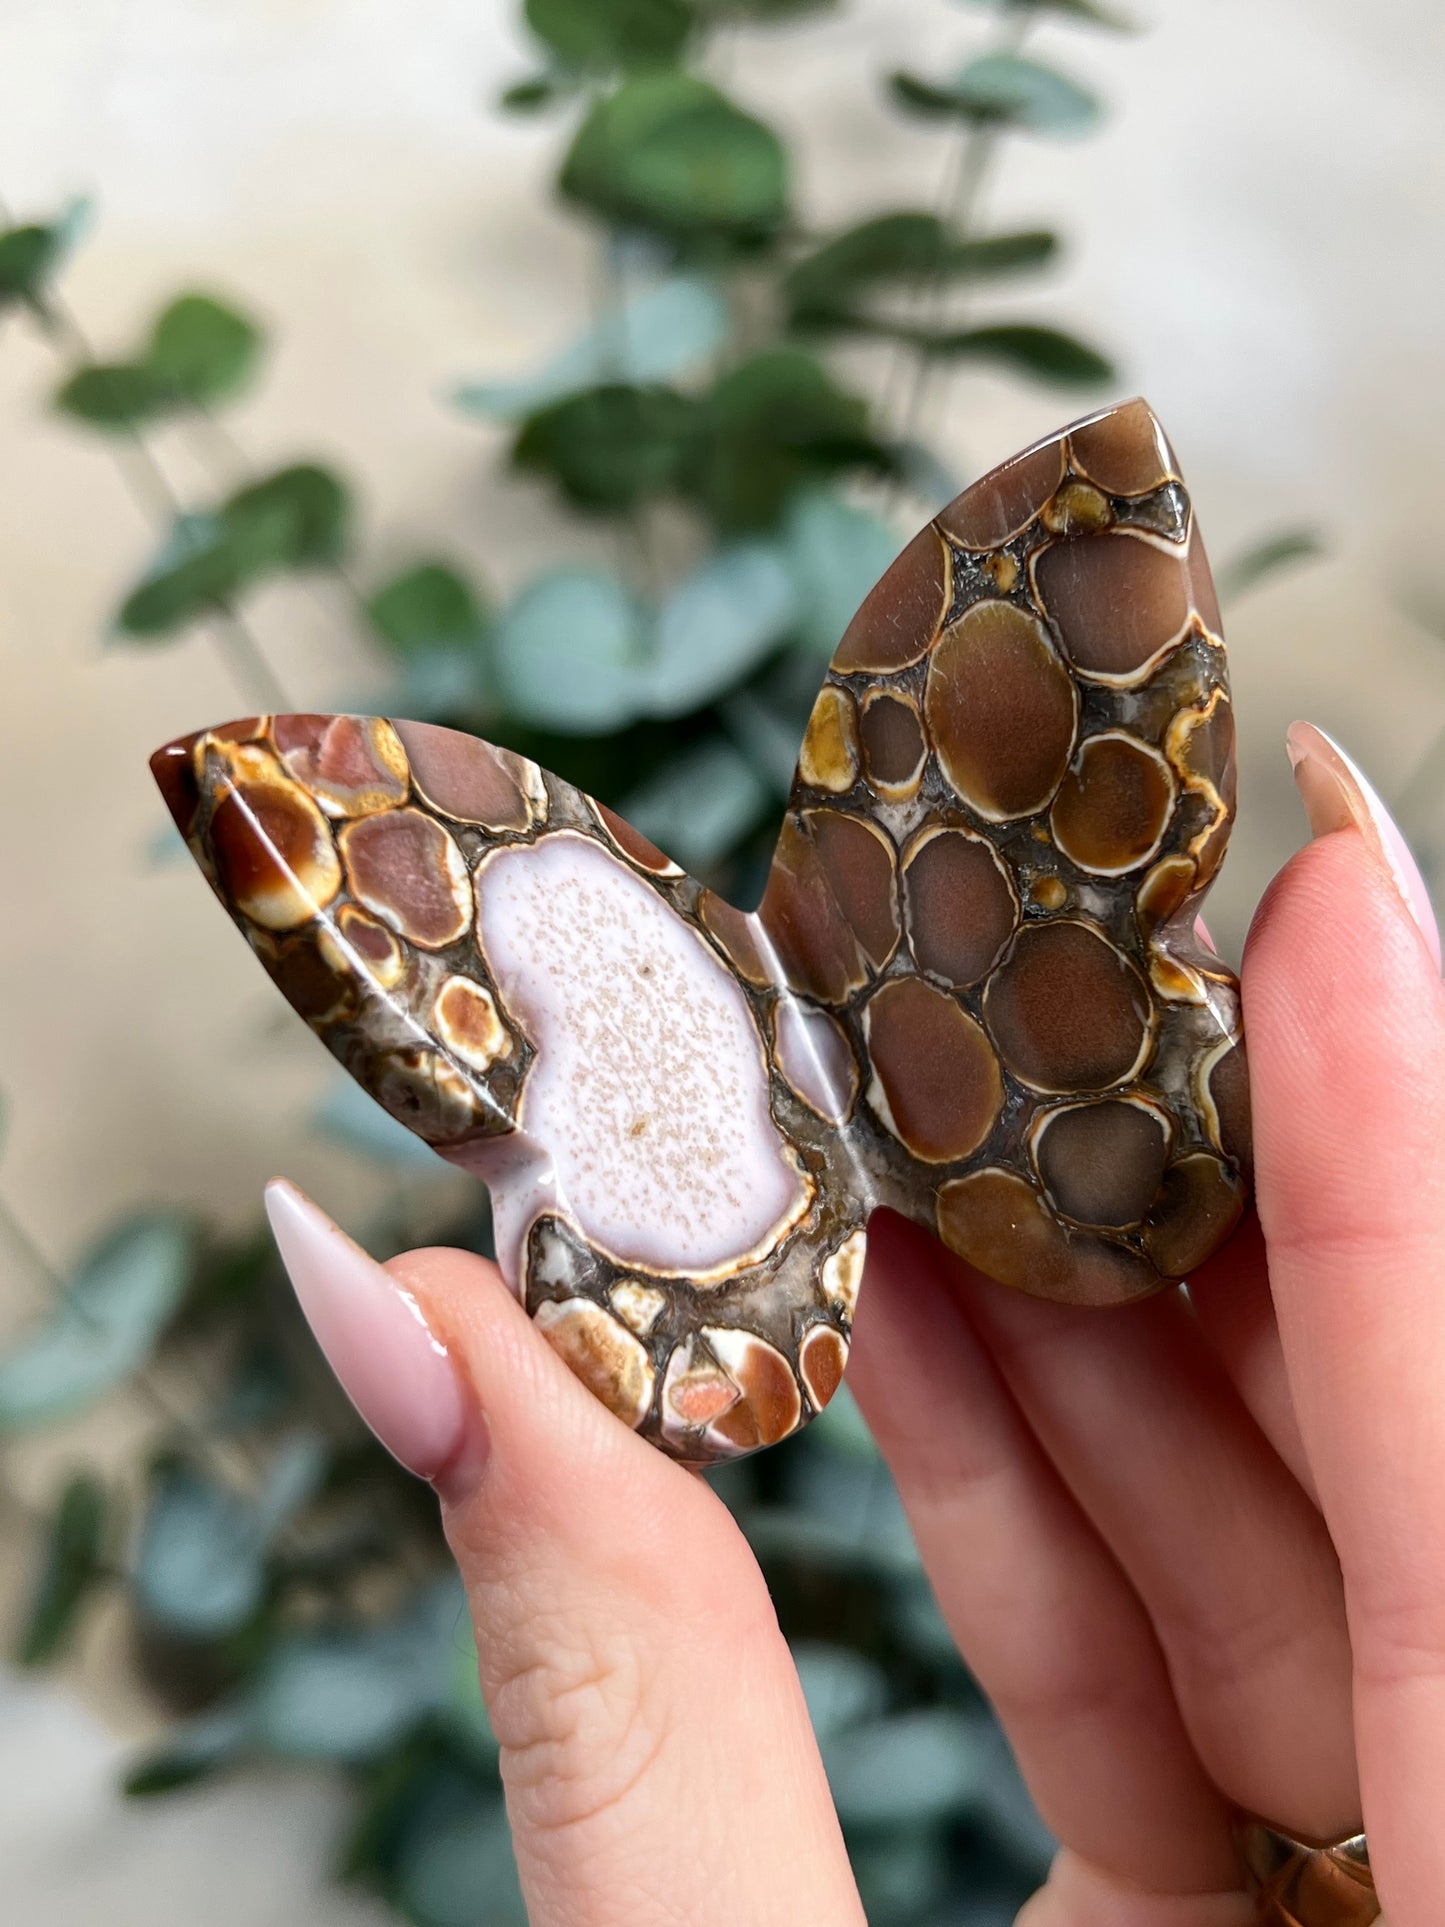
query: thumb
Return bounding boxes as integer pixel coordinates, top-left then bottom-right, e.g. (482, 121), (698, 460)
(264, 1182), (864, 1927)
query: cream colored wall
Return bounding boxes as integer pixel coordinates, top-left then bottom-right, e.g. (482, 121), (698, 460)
(3, 0), (1445, 1527)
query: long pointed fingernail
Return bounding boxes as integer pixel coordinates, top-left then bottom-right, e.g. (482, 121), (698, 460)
(1287, 721), (1442, 970)
(264, 1179), (480, 1485)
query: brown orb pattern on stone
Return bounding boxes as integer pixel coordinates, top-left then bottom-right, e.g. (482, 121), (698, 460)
(865, 977), (1002, 1163)
(806, 809), (901, 971)
(936, 437), (1065, 550)
(1068, 398), (1178, 498)
(936, 1166), (1158, 1306)
(902, 827), (1018, 988)
(757, 816), (869, 1004)
(1033, 530), (1197, 683)
(340, 808), (472, 949)
(273, 714), (410, 819)
(1050, 731), (1177, 876)
(861, 690), (928, 799)
(984, 920), (1152, 1093)
(833, 524), (951, 674)
(209, 770), (342, 932)
(155, 400), (1250, 1469)
(925, 600), (1077, 821)
(798, 684), (860, 794)
(1032, 1096), (1171, 1228)
(393, 718), (542, 833)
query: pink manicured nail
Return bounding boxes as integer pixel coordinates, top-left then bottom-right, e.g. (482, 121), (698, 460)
(264, 1180), (478, 1485)
(1287, 721), (1442, 971)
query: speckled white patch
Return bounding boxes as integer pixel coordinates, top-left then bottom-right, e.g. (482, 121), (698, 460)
(474, 832), (808, 1276)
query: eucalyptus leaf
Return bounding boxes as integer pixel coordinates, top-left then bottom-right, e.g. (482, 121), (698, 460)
(525, 0), (692, 71)
(560, 73), (789, 240)
(0, 1212), (193, 1431)
(55, 362), (177, 429)
(618, 737), (770, 870)
(456, 274), (727, 422)
(512, 381), (699, 510)
(394, 1786), (526, 1927)
(0, 198), (88, 314)
(134, 1464), (267, 1640)
(123, 1706), (252, 1798)
(146, 293), (264, 407)
(791, 1640), (889, 1739)
(785, 213), (1058, 327)
(367, 562), (491, 659)
(950, 0), (1135, 28)
(891, 53), (1103, 137)
(646, 541), (796, 715)
(823, 1707), (989, 1826)
(500, 73), (573, 113)
(15, 1473), (110, 1666)
(928, 321), (1114, 386)
(782, 488), (900, 655)
(496, 567), (649, 732)
(1216, 527), (1324, 604)
(116, 463), (351, 637)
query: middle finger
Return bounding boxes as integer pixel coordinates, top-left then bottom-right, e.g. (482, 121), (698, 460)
(959, 1259), (1358, 1840)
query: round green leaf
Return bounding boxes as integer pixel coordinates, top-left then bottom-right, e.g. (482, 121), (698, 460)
(891, 53), (1103, 137)
(823, 1707), (989, 1826)
(525, 0), (692, 70)
(367, 562), (491, 658)
(146, 293), (264, 407)
(134, 1465), (265, 1640)
(0, 1212), (193, 1430)
(646, 541), (797, 715)
(560, 74), (789, 239)
(54, 362), (177, 429)
(782, 488), (900, 656)
(0, 200), (88, 313)
(497, 568), (649, 732)
(456, 273), (728, 423)
(512, 381), (698, 512)
(221, 462), (350, 570)
(791, 1641), (888, 1739)
(123, 1707), (251, 1798)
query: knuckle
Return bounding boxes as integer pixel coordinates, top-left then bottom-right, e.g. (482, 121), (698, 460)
(486, 1609), (670, 1837)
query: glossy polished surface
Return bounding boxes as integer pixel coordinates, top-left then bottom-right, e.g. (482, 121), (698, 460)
(1236, 1820), (1380, 1925)
(153, 399), (1250, 1465)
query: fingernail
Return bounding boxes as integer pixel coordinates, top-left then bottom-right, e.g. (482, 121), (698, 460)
(1287, 721), (1442, 971)
(264, 1179), (480, 1486)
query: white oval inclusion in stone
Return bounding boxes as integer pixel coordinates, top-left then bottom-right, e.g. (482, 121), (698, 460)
(475, 832), (808, 1277)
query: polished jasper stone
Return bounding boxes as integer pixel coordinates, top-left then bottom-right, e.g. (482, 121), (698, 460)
(153, 398), (1250, 1468)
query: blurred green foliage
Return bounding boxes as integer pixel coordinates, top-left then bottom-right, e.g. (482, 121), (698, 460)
(0, 0), (1186, 1920)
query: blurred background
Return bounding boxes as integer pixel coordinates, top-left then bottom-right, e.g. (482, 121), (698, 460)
(2, 1), (1443, 1922)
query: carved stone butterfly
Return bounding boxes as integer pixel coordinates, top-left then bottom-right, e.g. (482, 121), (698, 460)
(152, 399), (1249, 1467)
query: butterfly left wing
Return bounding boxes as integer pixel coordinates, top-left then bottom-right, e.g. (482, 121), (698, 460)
(152, 715), (863, 1465)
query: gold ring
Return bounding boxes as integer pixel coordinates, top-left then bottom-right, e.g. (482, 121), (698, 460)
(1234, 1814), (1379, 1924)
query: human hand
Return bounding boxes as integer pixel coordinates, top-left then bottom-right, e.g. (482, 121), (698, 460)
(265, 721), (1443, 1927)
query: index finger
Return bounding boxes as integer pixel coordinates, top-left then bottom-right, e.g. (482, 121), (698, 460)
(1241, 727), (1445, 1923)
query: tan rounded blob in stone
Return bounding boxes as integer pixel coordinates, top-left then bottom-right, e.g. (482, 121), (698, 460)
(937, 1166), (1158, 1307)
(925, 600), (1077, 822)
(1042, 481), (1112, 537)
(661, 1329), (801, 1455)
(1033, 531), (1195, 684)
(340, 807), (472, 949)
(1050, 731), (1177, 876)
(207, 752), (342, 932)
(860, 690), (928, 799)
(984, 920), (1152, 1093)
(392, 718), (545, 833)
(799, 1325), (848, 1413)
(1068, 399), (1178, 498)
(273, 714), (410, 818)
(865, 976), (1003, 1163)
(476, 831), (808, 1277)
(902, 826), (1018, 988)
(1144, 1154), (1244, 1278)
(807, 810), (901, 971)
(822, 1228), (867, 1321)
(434, 975), (511, 1071)
(832, 524), (951, 674)
(1136, 854), (1197, 935)
(327, 904), (406, 990)
(1032, 1096), (1171, 1228)
(772, 997), (859, 1123)
(798, 684), (860, 793)
(610, 1278), (667, 1337)
(534, 1297), (654, 1430)
(1167, 689), (1236, 888)
(936, 437), (1065, 550)
(758, 816), (868, 1005)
